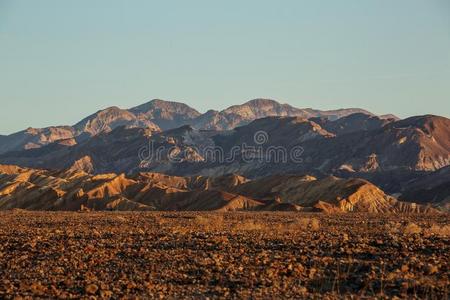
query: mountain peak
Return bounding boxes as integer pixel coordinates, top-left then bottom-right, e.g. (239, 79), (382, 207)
(74, 106), (159, 136)
(221, 98), (307, 122)
(243, 98), (283, 106)
(380, 114), (400, 121)
(129, 99), (201, 130)
(227, 98), (294, 111)
(130, 99), (201, 115)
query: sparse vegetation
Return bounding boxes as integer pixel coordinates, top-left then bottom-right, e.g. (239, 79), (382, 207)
(277, 217), (321, 232)
(232, 219), (268, 231)
(403, 222), (422, 235)
(0, 212), (448, 299)
(193, 214), (224, 231)
(310, 217), (320, 231)
(425, 223), (450, 237)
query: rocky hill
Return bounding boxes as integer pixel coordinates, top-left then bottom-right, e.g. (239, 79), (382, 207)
(0, 165), (434, 213)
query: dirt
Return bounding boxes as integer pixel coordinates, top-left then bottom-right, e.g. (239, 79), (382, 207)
(0, 211), (448, 299)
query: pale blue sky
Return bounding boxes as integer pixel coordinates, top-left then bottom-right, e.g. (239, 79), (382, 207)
(1, 0), (449, 134)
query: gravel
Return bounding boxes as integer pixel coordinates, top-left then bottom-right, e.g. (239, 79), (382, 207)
(0, 211), (448, 299)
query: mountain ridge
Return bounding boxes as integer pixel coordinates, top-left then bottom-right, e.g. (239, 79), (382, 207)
(0, 98), (391, 154)
(0, 164), (437, 213)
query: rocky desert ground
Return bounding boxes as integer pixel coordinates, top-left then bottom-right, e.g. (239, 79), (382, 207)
(0, 211), (448, 299)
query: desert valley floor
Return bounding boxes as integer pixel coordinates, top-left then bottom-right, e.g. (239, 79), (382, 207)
(0, 211), (448, 299)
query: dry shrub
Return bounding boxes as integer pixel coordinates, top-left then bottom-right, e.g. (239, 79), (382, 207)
(425, 224), (450, 237)
(154, 215), (186, 233)
(193, 214), (224, 231)
(232, 219), (268, 232)
(403, 222), (422, 235)
(153, 215), (165, 226)
(310, 218), (320, 231)
(194, 215), (209, 226)
(296, 218), (311, 229)
(298, 217), (320, 231)
(282, 217), (320, 232)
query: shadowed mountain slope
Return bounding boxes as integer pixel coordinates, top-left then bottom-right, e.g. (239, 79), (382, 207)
(398, 166), (450, 211)
(1, 115), (448, 179)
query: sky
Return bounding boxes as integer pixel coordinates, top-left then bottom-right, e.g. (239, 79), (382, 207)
(0, 0), (449, 134)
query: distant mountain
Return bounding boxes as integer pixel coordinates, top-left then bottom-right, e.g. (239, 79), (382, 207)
(310, 113), (394, 136)
(0, 126), (76, 155)
(129, 99), (201, 130)
(212, 116), (334, 152)
(1, 113), (448, 195)
(189, 99), (309, 130)
(303, 107), (375, 121)
(206, 114), (449, 175)
(74, 106), (160, 136)
(307, 115), (450, 175)
(0, 164), (434, 213)
(0, 98), (381, 154)
(0, 126), (157, 173)
(190, 99), (374, 130)
(380, 114), (401, 121)
(0, 107), (161, 155)
(129, 98), (376, 131)
(0, 116), (333, 174)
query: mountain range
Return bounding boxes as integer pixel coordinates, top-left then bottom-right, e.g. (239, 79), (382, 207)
(0, 99), (385, 154)
(0, 98), (448, 212)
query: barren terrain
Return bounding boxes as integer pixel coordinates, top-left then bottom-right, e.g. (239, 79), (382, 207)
(0, 211), (448, 299)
